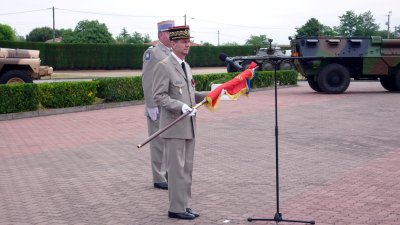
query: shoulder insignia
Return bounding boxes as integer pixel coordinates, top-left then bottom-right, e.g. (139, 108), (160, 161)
(145, 52), (151, 60)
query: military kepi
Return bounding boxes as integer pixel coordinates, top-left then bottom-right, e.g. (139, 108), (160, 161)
(158, 20), (175, 32)
(169, 26), (191, 40)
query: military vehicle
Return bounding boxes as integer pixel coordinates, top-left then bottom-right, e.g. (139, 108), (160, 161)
(290, 36), (400, 93)
(226, 39), (294, 72)
(0, 48), (53, 84)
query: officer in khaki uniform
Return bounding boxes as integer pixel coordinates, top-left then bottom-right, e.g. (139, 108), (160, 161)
(142, 20), (175, 190)
(153, 26), (207, 220)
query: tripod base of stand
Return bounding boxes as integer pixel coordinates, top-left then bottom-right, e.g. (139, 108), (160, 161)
(247, 57), (315, 225)
(248, 212), (315, 224)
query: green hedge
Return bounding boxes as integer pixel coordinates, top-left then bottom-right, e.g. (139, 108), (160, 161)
(193, 70), (298, 91)
(0, 70), (297, 114)
(92, 70), (297, 104)
(0, 83), (39, 113)
(251, 70), (298, 88)
(38, 81), (97, 108)
(0, 41), (257, 69)
(193, 73), (233, 91)
(186, 45), (256, 67)
(96, 77), (144, 102)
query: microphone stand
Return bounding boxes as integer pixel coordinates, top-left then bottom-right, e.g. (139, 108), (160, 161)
(247, 57), (315, 224)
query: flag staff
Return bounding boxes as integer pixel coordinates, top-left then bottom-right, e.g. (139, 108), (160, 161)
(137, 62), (257, 149)
(137, 99), (206, 148)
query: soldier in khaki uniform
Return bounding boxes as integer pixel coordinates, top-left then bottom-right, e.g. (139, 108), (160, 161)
(142, 20), (175, 190)
(153, 26), (207, 220)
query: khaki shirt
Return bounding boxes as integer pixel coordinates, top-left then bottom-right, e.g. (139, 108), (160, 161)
(142, 42), (171, 110)
(152, 55), (206, 139)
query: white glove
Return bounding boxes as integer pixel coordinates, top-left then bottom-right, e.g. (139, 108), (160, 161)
(181, 104), (197, 116)
(147, 107), (159, 121)
(252, 68), (256, 77)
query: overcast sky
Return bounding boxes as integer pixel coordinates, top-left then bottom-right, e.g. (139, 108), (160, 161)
(1, 0), (399, 45)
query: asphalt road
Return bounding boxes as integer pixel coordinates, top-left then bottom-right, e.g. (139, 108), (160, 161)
(34, 67), (227, 83)
(53, 67), (227, 77)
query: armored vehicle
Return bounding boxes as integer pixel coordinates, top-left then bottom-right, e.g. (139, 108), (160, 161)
(226, 39), (294, 72)
(290, 36), (400, 93)
(0, 48), (53, 84)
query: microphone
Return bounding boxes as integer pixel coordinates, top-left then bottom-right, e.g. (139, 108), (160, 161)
(219, 53), (244, 71)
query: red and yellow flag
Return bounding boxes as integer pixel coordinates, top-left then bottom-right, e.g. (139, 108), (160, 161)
(205, 62), (257, 111)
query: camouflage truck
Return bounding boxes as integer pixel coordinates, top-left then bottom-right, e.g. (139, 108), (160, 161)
(0, 48), (53, 84)
(226, 39), (294, 72)
(290, 36), (400, 93)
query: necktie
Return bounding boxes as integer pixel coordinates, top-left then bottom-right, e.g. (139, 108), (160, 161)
(181, 62), (187, 78)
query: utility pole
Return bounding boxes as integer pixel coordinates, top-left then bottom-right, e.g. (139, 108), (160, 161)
(386, 11), (392, 39)
(217, 30), (220, 46)
(184, 14), (186, 26)
(52, 6), (55, 42)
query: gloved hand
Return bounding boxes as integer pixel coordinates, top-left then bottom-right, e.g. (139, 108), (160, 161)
(251, 68), (256, 77)
(181, 104), (197, 116)
(147, 107), (159, 121)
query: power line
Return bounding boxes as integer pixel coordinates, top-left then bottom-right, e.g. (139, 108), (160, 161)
(193, 18), (291, 30)
(0, 8), (51, 16)
(56, 8), (181, 18)
(0, 7), (289, 31)
(0, 7), (181, 18)
(0, 7), (290, 44)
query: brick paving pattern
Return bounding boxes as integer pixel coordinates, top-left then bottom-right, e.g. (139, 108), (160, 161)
(0, 81), (399, 224)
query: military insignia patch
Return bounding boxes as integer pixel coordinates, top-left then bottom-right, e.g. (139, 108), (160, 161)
(145, 52), (151, 60)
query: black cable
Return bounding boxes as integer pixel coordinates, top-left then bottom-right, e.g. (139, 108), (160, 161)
(56, 8), (180, 18)
(0, 8), (51, 16)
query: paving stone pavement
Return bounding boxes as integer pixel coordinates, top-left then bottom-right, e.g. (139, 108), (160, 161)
(0, 81), (399, 225)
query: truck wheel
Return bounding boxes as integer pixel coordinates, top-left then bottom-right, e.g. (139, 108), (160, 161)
(395, 70), (400, 91)
(0, 70), (33, 84)
(318, 64), (350, 94)
(261, 61), (274, 71)
(227, 64), (238, 73)
(241, 60), (252, 70)
(307, 76), (323, 92)
(379, 76), (397, 91)
(279, 60), (294, 70)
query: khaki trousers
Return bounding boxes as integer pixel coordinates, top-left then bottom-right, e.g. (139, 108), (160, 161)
(147, 117), (167, 183)
(164, 138), (195, 213)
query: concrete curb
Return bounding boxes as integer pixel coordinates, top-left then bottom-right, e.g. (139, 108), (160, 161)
(0, 100), (144, 121)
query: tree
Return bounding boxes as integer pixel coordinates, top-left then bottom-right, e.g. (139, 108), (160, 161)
(355, 11), (380, 36)
(62, 20), (114, 44)
(375, 29), (397, 39)
(58, 28), (73, 37)
(126, 32), (151, 44)
(245, 35), (269, 47)
(115, 28), (151, 44)
(334, 10), (380, 36)
(220, 42), (239, 46)
(0, 23), (17, 41)
(115, 28), (129, 43)
(395, 25), (400, 38)
(26, 27), (61, 42)
(200, 41), (214, 46)
(296, 18), (337, 36)
(120, 27), (129, 38)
